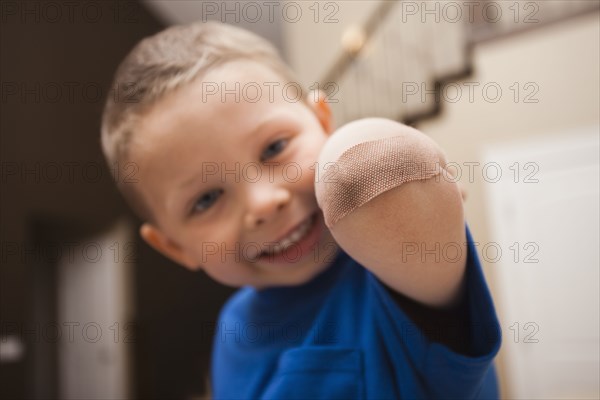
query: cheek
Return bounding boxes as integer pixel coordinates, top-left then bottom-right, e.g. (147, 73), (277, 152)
(200, 247), (260, 288)
(295, 152), (317, 194)
(183, 230), (231, 265)
(295, 138), (326, 193)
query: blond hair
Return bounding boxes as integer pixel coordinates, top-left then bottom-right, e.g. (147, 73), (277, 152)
(100, 21), (302, 223)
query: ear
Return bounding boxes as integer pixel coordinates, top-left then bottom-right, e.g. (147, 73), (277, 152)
(307, 89), (334, 134)
(139, 223), (200, 271)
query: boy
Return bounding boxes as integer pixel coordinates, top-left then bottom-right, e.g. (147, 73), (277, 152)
(101, 21), (501, 399)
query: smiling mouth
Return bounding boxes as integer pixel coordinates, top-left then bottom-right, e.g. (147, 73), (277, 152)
(259, 212), (318, 257)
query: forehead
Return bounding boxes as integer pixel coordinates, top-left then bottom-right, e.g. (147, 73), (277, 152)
(134, 59), (301, 156)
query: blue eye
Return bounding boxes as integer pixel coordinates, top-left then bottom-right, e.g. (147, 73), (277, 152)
(192, 189), (223, 214)
(260, 138), (288, 162)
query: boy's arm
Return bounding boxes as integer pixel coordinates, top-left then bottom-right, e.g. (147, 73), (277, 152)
(315, 118), (467, 309)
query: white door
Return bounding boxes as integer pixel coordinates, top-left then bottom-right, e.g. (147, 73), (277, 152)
(483, 126), (600, 399)
(56, 218), (134, 399)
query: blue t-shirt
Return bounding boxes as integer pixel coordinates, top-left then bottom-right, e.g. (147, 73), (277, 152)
(211, 224), (502, 399)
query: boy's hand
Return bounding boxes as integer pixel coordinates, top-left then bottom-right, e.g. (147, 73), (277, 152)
(314, 118), (467, 309)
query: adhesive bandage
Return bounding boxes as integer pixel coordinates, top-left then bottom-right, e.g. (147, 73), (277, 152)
(315, 119), (447, 229)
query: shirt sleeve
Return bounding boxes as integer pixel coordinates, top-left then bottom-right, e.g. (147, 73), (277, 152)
(369, 223), (502, 399)
(424, 223), (502, 398)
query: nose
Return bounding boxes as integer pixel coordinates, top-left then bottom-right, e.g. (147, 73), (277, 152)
(244, 183), (291, 230)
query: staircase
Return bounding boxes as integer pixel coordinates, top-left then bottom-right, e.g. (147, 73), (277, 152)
(319, 0), (600, 126)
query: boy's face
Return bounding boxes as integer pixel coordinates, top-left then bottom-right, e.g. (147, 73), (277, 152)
(134, 60), (339, 289)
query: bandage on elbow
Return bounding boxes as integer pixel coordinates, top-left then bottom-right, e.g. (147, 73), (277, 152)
(315, 129), (447, 230)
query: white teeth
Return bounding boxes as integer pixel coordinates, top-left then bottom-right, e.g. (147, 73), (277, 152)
(263, 215), (315, 256)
